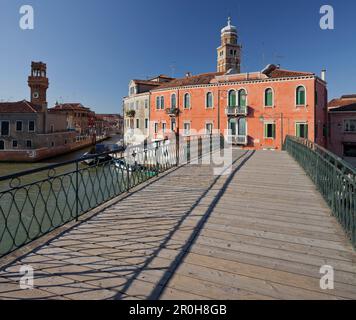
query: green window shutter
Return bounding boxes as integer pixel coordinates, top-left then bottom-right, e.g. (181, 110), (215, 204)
(264, 124), (268, 138)
(239, 90), (246, 107)
(297, 87), (306, 105)
(305, 124), (308, 139)
(296, 124), (300, 137)
(207, 93), (213, 108)
(301, 91), (305, 105)
(229, 91), (236, 107)
(265, 89), (273, 106)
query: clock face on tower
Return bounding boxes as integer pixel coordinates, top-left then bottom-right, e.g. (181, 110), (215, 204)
(33, 92), (39, 99)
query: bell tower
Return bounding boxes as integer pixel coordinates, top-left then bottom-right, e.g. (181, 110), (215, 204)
(28, 61), (49, 110)
(217, 17), (241, 73)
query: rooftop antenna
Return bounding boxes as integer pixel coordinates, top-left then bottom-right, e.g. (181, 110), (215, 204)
(170, 62), (176, 78)
(274, 53), (285, 67)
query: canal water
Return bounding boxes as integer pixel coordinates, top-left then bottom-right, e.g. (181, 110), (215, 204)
(0, 135), (123, 177)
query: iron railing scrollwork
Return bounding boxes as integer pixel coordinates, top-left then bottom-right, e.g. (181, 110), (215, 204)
(285, 136), (356, 248)
(0, 134), (222, 258)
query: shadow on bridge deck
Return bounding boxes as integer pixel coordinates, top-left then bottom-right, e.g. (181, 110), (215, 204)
(0, 150), (355, 300)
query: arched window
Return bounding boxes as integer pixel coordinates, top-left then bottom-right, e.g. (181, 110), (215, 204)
(265, 88), (273, 107)
(238, 118), (247, 136)
(171, 94), (177, 108)
(238, 89), (247, 107)
(206, 92), (213, 108)
(184, 93), (190, 109)
(228, 90), (236, 107)
(160, 96), (165, 109)
(296, 86), (306, 105)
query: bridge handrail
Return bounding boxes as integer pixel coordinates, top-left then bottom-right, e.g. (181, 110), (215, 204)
(0, 134), (221, 258)
(284, 135), (356, 248)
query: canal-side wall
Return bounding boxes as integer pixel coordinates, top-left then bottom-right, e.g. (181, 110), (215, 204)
(0, 136), (97, 162)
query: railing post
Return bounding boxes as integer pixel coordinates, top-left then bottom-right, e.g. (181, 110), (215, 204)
(75, 161), (79, 222)
(187, 136), (191, 163)
(127, 155), (130, 192)
(176, 131), (180, 166)
(155, 144), (160, 175)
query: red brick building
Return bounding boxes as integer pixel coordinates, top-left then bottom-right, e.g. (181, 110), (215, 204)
(148, 18), (328, 150)
(49, 103), (95, 135)
(328, 95), (356, 165)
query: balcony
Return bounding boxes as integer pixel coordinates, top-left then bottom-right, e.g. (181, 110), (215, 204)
(225, 106), (248, 116)
(126, 110), (136, 118)
(165, 108), (180, 117)
(229, 135), (248, 146)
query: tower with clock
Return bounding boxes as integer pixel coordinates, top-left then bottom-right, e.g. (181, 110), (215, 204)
(28, 61), (49, 110)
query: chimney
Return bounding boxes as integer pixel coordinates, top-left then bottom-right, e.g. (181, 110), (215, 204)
(321, 69), (326, 81)
(185, 72), (192, 78)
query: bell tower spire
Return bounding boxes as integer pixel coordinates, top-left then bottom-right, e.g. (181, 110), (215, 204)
(217, 17), (241, 73)
(28, 61), (49, 110)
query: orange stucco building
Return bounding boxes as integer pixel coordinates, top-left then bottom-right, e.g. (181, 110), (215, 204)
(148, 18), (328, 150)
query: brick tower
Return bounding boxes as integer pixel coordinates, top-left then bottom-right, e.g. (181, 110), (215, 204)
(217, 17), (241, 73)
(28, 61), (49, 110)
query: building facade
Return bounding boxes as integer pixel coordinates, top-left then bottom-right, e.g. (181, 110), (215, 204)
(148, 19), (328, 150)
(49, 103), (96, 136)
(123, 76), (173, 145)
(0, 61), (117, 161)
(95, 114), (124, 136)
(0, 62), (78, 161)
(328, 95), (356, 166)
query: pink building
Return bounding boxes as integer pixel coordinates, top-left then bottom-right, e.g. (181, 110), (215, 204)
(328, 95), (356, 166)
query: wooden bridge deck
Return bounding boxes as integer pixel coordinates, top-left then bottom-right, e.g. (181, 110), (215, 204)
(0, 150), (355, 300)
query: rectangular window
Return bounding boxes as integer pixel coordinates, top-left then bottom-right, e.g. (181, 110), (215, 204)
(264, 123), (276, 139)
(16, 121), (23, 132)
(136, 119), (140, 129)
(171, 119), (176, 131)
(183, 122), (191, 136)
(12, 140), (18, 148)
(26, 140), (32, 148)
(344, 119), (356, 133)
(0, 121), (10, 136)
(344, 144), (356, 157)
(296, 123), (309, 139)
(28, 121), (35, 132)
(50, 124), (54, 133)
(154, 122), (158, 134)
(162, 123), (167, 134)
(206, 123), (213, 134)
(145, 100), (148, 109)
(145, 118), (148, 129)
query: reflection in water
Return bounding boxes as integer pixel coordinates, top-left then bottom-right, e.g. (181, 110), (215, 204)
(0, 135), (138, 256)
(0, 135), (123, 177)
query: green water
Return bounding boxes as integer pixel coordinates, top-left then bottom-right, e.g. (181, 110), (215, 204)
(0, 135), (141, 257)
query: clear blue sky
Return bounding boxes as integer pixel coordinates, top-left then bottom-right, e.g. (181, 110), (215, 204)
(0, 0), (355, 114)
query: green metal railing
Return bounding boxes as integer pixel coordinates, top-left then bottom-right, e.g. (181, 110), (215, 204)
(285, 136), (356, 247)
(0, 134), (221, 258)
